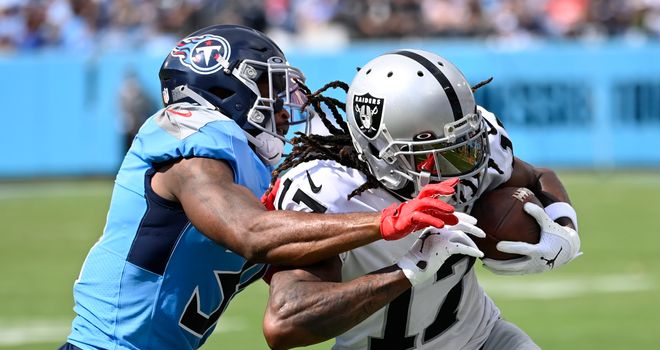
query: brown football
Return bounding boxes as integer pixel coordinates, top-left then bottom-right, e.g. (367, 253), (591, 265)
(470, 187), (542, 260)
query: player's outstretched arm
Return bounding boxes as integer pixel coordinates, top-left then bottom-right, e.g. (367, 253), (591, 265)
(263, 221), (484, 349)
(263, 258), (409, 350)
(152, 157), (458, 266)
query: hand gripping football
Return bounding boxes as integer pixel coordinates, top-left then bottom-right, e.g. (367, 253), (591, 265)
(470, 187), (542, 260)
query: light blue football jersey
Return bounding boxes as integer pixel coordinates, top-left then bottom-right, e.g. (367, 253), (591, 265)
(67, 103), (271, 350)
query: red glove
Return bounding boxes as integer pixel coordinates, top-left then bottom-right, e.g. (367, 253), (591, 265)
(380, 178), (460, 240)
(261, 178), (281, 211)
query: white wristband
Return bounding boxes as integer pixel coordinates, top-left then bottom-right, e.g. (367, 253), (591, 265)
(544, 202), (578, 232)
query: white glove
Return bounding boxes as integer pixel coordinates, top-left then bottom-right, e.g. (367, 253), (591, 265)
(482, 202), (582, 275)
(397, 212), (485, 286)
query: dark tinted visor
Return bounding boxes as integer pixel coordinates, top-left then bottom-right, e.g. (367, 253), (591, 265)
(413, 134), (486, 177)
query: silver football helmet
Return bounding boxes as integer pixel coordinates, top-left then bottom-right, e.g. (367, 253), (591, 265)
(346, 49), (490, 207)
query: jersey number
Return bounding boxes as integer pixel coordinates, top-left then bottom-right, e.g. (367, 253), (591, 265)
(278, 178), (327, 213)
(368, 255), (475, 350)
(280, 179), (473, 348)
(292, 188), (327, 213)
(179, 262), (266, 337)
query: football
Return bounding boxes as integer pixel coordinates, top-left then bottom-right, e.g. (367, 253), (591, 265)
(470, 187), (542, 260)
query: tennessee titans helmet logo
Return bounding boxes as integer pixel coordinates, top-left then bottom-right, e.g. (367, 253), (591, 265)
(171, 34), (232, 75)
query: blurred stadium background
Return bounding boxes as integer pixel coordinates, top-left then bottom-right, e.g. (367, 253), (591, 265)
(1, 0), (659, 349)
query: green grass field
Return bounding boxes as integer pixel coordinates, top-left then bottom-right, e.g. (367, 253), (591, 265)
(1, 171), (659, 349)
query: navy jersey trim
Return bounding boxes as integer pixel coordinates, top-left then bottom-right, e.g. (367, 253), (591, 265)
(126, 169), (190, 276)
(393, 50), (463, 122)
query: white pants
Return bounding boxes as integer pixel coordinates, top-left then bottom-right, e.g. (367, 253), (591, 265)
(481, 318), (541, 350)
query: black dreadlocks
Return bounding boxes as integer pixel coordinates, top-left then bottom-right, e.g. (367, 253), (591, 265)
(471, 77), (493, 93)
(267, 80), (383, 200)
(265, 77), (495, 200)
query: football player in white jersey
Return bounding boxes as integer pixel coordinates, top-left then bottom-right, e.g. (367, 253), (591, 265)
(261, 50), (581, 350)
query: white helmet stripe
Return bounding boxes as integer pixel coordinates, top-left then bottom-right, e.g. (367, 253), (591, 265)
(392, 50), (464, 121)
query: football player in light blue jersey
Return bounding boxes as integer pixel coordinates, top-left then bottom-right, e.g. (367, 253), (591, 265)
(60, 25), (462, 350)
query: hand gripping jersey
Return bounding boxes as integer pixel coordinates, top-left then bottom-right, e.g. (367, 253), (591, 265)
(67, 103), (271, 350)
(273, 107), (514, 350)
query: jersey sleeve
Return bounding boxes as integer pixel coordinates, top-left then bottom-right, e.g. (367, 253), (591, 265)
(140, 104), (247, 168)
(121, 103), (270, 197)
(273, 160), (380, 215)
(272, 160), (390, 265)
(479, 106), (515, 191)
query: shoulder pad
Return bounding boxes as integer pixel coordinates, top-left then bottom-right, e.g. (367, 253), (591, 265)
(274, 160), (374, 213)
(156, 103), (231, 140)
(478, 106), (514, 190)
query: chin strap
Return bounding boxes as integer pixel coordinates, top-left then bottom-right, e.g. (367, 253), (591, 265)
(244, 131), (285, 166)
(170, 85), (217, 110)
(416, 171), (432, 191)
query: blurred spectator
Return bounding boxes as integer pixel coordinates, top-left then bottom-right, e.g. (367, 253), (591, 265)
(640, 0), (660, 36)
(0, 0), (658, 53)
(0, 0), (24, 50)
(58, 0), (98, 51)
(19, 1), (48, 49)
(422, 0), (478, 36)
(287, 0), (348, 49)
(546, 0), (589, 36)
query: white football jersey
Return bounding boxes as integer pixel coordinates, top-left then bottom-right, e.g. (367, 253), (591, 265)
(273, 107), (514, 350)
(456, 106), (515, 213)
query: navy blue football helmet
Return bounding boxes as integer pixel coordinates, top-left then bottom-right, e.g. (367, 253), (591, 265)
(159, 24), (308, 164)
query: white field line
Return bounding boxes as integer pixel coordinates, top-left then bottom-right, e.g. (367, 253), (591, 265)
(0, 274), (653, 346)
(0, 320), (71, 347)
(0, 182), (111, 200)
(479, 273), (654, 299)
(0, 317), (247, 347)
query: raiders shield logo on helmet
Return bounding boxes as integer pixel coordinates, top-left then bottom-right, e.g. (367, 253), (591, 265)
(353, 93), (384, 138)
